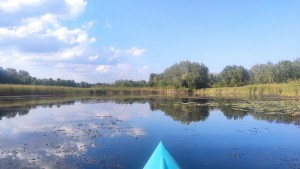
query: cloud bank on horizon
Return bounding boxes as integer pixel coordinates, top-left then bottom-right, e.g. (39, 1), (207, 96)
(0, 0), (148, 83)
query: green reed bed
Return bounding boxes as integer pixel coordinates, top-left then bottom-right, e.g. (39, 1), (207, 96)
(0, 85), (191, 97)
(0, 84), (88, 96)
(197, 80), (300, 97)
(88, 87), (191, 96)
(2, 82), (299, 97)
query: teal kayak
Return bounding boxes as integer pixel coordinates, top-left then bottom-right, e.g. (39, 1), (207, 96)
(143, 141), (181, 169)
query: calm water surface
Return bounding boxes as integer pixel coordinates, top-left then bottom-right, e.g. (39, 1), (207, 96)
(0, 97), (299, 169)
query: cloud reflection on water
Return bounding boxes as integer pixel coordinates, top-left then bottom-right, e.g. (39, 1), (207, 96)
(0, 101), (147, 168)
(1, 97), (300, 169)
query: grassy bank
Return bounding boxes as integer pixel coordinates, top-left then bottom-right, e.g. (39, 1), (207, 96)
(89, 87), (191, 96)
(0, 84), (88, 96)
(1, 81), (299, 97)
(197, 80), (300, 97)
(0, 84), (191, 97)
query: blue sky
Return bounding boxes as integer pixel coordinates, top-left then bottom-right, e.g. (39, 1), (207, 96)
(0, 0), (299, 83)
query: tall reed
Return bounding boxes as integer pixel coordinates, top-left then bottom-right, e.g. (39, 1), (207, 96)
(0, 84), (87, 96)
(1, 81), (299, 97)
(0, 85), (191, 96)
(197, 80), (300, 97)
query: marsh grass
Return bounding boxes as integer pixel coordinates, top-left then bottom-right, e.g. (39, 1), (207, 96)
(1, 81), (299, 97)
(0, 84), (191, 96)
(198, 80), (300, 97)
(0, 84), (87, 96)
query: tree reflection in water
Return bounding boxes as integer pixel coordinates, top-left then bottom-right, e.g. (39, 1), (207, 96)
(0, 96), (299, 168)
(0, 97), (299, 126)
(149, 98), (211, 124)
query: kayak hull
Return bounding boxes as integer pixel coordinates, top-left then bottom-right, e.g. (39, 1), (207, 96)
(143, 141), (181, 169)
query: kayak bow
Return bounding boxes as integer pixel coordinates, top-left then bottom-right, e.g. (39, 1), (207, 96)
(143, 141), (181, 169)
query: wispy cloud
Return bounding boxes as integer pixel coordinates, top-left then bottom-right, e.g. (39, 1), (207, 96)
(88, 55), (98, 61)
(115, 63), (131, 76)
(103, 18), (111, 29)
(82, 21), (94, 29)
(93, 63), (149, 82)
(126, 47), (147, 56)
(107, 46), (121, 61)
(95, 63), (130, 76)
(95, 65), (111, 74)
(138, 65), (149, 72)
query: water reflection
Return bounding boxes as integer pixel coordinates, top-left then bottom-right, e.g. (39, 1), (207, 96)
(0, 96), (299, 168)
(218, 101), (300, 127)
(0, 109), (29, 120)
(0, 115), (136, 168)
(1, 96), (300, 126)
(219, 104), (248, 120)
(149, 98), (211, 124)
(0, 97), (149, 168)
(0, 97), (77, 121)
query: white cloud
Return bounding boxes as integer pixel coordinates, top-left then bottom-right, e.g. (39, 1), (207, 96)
(0, 0), (43, 13)
(126, 47), (146, 56)
(48, 26), (93, 45)
(93, 63), (150, 82)
(54, 63), (65, 69)
(0, 0), (87, 19)
(95, 63), (132, 77)
(115, 63), (131, 76)
(6, 44), (87, 61)
(0, 14), (51, 38)
(82, 21), (94, 29)
(96, 65), (111, 74)
(61, 45), (86, 60)
(0, 0), (94, 62)
(138, 65), (149, 72)
(64, 0), (87, 19)
(88, 55), (98, 61)
(51, 63), (96, 81)
(0, 0), (150, 83)
(108, 46), (121, 61)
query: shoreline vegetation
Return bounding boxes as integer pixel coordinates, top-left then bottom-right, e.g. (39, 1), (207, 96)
(0, 84), (190, 97)
(1, 59), (300, 98)
(197, 80), (300, 97)
(0, 80), (299, 97)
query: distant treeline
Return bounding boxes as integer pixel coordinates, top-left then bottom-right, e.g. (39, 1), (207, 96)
(149, 59), (300, 88)
(213, 59), (300, 87)
(1, 58), (300, 89)
(0, 67), (149, 88)
(0, 67), (92, 87)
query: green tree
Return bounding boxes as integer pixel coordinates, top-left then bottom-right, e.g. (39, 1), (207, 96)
(149, 61), (209, 89)
(293, 58), (300, 79)
(250, 62), (275, 84)
(5, 68), (19, 84)
(208, 73), (219, 87)
(0, 67), (6, 83)
(219, 65), (249, 87)
(149, 73), (159, 87)
(18, 70), (31, 84)
(274, 60), (295, 83)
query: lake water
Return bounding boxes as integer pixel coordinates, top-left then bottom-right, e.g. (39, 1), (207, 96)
(0, 96), (299, 169)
